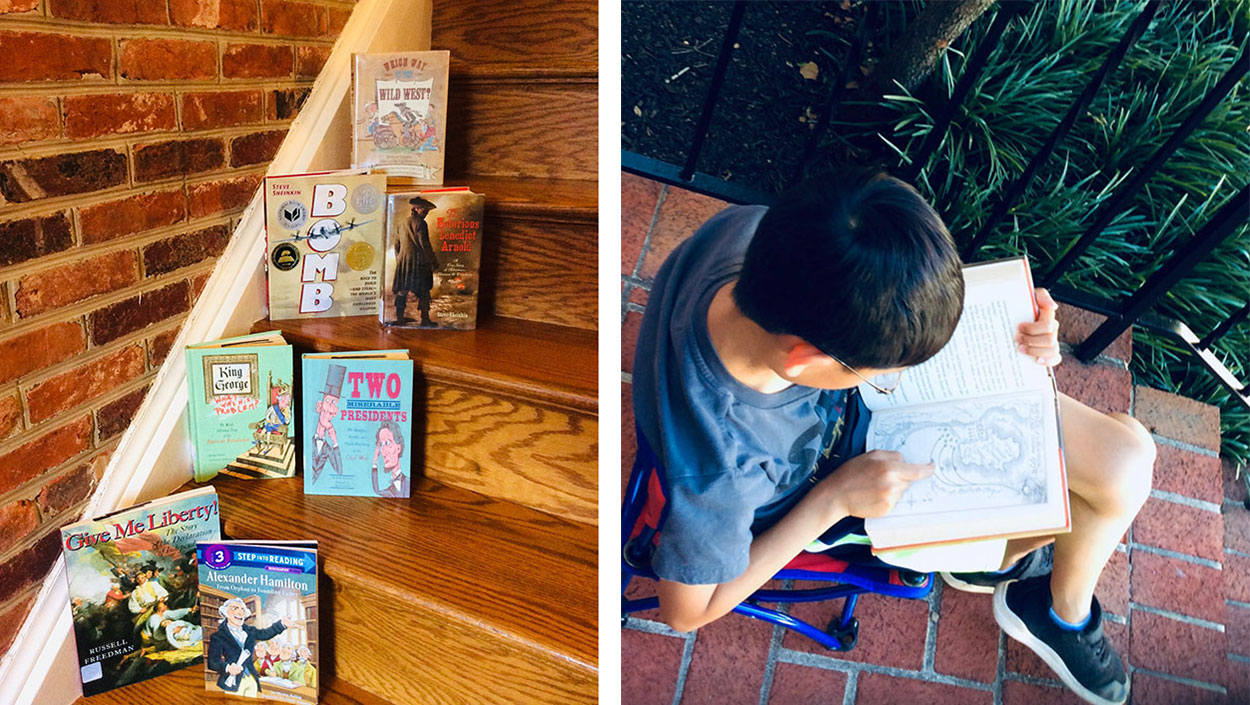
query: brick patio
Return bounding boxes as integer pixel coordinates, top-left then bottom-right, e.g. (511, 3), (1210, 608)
(621, 173), (1247, 704)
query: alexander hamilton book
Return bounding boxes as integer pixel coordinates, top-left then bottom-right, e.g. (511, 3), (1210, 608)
(197, 540), (319, 703)
(352, 50), (450, 182)
(302, 350), (414, 498)
(185, 331), (295, 482)
(61, 486), (220, 696)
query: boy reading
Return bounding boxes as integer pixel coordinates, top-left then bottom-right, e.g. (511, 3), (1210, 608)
(632, 169), (1155, 705)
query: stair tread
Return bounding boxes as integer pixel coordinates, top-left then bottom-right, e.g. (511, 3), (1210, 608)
(387, 174), (597, 221)
(433, 0), (595, 73)
(256, 314), (596, 412)
(74, 667), (391, 704)
(211, 474), (597, 669)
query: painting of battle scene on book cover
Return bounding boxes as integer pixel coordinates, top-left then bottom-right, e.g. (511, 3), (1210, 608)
(61, 488), (220, 696)
(353, 51), (449, 182)
(381, 190), (484, 330)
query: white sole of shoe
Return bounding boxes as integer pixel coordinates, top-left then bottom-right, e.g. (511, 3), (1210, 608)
(992, 584), (1129, 705)
(939, 572), (995, 594)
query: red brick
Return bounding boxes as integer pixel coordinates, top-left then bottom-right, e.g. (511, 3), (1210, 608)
(47, 0), (166, 24)
(1129, 550), (1225, 623)
(0, 499), (39, 554)
(148, 328), (181, 367)
(267, 87), (310, 120)
(1226, 503), (1250, 555)
(623, 310), (642, 375)
(0, 32), (111, 82)
(1133, 386), (1221, 451)
(78, 189), (187, 245)
(296, 45), (330, 78)
(0, 322), (85, 384)
(620, 628), (684, 705)
(97, 386), (149, 440)
(1231, 657), (1250, 705)
(142, 225), (230, 277)
(1130, 609), (1226, 685)
(89, 281), (190, 345)
(188, 173), (262, 218)
(170, 0), (259, 31)
(784, 589), (929, 669)
(1224, 457), (1247, 505)
(182, 90), (263, 130)
(855, 672), (993, 705)
(767, 663), (846, 705)
(223, 43), (294, 79)
(0, 415), (92, 497)
(934, 588), (998, 682)
(0, 212), (73, 267)
(1151, 443), (1223, 505)
(680, 608), (772, 705)
(1133, 497), (1224, 562)
(0, 0), (38, 14)
(133, 138), (225, 182)
(14, 251), (139, 318)
(1096, 548), (1130, 617)
(26, 345), (146, 424)
(0, 96), (59, 145)
(1053, 360), (1131, 416)
(1130, 671), (1226, 705)
(327, 7), (351, 34)
(623, 173), (662, 275)
(1225, 553), (1250, 604)
(640, 186), (728, 280)
(0, 530), (60, 604)
(230, 129), (287, 167)
(1226, 603), (1250, 657)
(190, 272), (210, 298)
(623, 572), (660, 621)
(262, 0), (326, 37)
(63, 92), (176, 139)
(0, 392), (22, 441)
(35, 462), (96, 517)
(1001, 680), (1086, 705)
(1057, 306), (1132, 364)
(120, 39), (217, 81)
(0, 149), (127, 204)
(623, 382), (637, 484)
(629, 285), (649, 305)
(0, 592), (35, 654)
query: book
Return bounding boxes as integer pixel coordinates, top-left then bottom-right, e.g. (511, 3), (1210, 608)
(61, 486), (221, 696)
(352, 50), (450, 182)
(197, 540), (319, 703)
(264, 170), (387, 321)
(185, 331), (295, 482)
(381, 188), (484, 330)
(861, 257), (1069, 552)
(302, 350), (414, 497)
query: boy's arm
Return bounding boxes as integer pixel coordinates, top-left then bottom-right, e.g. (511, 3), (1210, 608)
(658, 450), (932, 632)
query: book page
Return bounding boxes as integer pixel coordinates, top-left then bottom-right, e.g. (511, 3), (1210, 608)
(862, 259), (1050, 411)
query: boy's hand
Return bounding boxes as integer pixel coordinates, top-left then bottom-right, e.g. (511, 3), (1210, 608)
(819, 450), (935, 519)
(1018, 287), (1061, 367)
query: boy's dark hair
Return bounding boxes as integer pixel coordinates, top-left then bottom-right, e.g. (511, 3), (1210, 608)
(733, 169), (964, 369)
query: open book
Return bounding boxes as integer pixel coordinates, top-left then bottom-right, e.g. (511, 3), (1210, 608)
(861, 257), (1069, 552)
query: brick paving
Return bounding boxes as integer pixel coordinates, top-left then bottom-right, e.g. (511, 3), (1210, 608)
(621, 175), (1244, 704)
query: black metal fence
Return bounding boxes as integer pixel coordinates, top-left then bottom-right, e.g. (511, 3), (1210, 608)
(622, 0), (1249, 411)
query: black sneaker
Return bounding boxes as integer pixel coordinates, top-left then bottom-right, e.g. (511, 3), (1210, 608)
(941, 544), (1053, 594)
(994, 575), (1129, 705)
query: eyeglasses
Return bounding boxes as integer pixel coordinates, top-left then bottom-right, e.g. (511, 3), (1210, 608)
(822, 349), (904, 396)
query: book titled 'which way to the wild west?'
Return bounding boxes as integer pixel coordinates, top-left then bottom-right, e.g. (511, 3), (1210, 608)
(352, 50), (450, 183)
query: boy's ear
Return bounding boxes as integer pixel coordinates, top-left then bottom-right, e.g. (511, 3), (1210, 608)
(781, 340), (831, 378)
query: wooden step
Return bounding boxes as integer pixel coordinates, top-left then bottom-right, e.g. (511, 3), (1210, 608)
(255, 314), (597, 524)
(433, 0), (596, 78)
(388, 175), (597, 330)
(75, 667), (394, 705)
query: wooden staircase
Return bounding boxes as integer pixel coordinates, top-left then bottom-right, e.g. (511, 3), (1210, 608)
(73, 0), (597, 703)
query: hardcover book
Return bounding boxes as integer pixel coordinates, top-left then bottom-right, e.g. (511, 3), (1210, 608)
(381, 188), (484, 330)
(860, 257), (1069, 553)
(185, 331), (295, 482)
(302, 351), (414, 497)
(352, 50), (450, 182)
(61, 486), (221, 696)
(264, 170), (387, 321)
(198, 540), (319, 703)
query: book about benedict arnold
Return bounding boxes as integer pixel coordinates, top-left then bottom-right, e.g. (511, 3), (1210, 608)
(197, 540), (319, 703)
(264, 170), (387, 320)
(352, 50), (450, 182)
(302, 350), (413, 498)
(185, 331), (295, 482)
(60, 486), (220, 696)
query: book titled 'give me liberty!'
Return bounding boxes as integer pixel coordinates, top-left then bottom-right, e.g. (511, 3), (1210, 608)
(303, 351), (414, 498)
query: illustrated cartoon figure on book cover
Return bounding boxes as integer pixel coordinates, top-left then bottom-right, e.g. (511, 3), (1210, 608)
(370, 418), (409, 498)
(309, 364), (346, 483)
(353, 51), (449, 181)
(206, 598), (293, 698)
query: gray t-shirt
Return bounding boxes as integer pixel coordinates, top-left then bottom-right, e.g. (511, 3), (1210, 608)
(633, 205), (845, 584)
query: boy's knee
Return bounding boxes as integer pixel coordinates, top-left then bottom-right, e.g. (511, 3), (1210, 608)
(1104, 412), (1155, 510)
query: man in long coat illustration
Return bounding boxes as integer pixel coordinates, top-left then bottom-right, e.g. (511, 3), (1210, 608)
(391, 196), (440, 326)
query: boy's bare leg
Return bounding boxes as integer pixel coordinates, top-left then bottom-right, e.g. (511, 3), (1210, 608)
(1047, 392), (1155, 622)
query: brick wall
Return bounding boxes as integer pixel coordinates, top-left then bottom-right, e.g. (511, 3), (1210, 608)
(0, 0), (355, 663)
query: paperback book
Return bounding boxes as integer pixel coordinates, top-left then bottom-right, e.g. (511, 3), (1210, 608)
(185, 331), (295, 482)
(61, 486), (221, 696)
(381, 188), (484, 330)
(302, 351), (414, 497)
(352, 50), (450, 182)
(264, 170), (387, 320)
(198, 540), (319, 703)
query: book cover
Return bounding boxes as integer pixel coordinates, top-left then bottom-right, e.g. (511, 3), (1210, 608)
(861, 257), (1069, 553)
(352, 50), (450, 182)
(381, 188), (484, 330)
(302, 351), (414, 497)
(197, 540), (319, 703)
(185, 331), (295, 482)
(61, 486), (221, 696)
(264, 170), (387, 321)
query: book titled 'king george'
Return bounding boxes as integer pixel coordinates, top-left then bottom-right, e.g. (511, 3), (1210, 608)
(61, 486), (221, 696)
